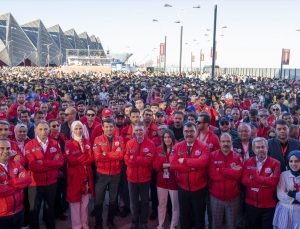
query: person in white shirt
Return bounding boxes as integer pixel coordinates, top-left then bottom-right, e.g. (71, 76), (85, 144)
(273, 150), (300, 228)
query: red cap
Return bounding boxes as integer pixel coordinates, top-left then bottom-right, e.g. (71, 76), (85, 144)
(102, 108), (113, 118)
(0, 112), (7, 120)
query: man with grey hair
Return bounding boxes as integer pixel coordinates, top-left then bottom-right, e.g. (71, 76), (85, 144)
(171, 122), (209, 229)
(242, 137), (280, 229)
(208, 133), (243, 228)
(60, 107), (77, 140)
(233, 123), (255, 162)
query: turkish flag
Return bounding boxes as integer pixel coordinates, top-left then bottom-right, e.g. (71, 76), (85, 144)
(282, 49), (290, 65)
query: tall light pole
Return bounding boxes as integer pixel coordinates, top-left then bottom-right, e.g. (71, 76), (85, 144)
(211, 3), (218, 79)
(164, 36), (167, 73)
(179, 25), (183, 76)
(87, 44), (90, 65)
(43, 43), (52, 67)
(6, 40), (13, 66)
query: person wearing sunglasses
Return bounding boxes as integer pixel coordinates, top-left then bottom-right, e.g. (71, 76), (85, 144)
(48, 119), (69, 221)
(213, 116), (238, 140)
(80, 107), (101, 143)
(268, 104), (281, 128)
(257, 108), (271, 139)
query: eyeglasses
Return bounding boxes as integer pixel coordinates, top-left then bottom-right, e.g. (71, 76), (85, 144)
(87, 113), (95, 117)
(220, 121), (229, 126)
(259, 115), (268, 118)
(51, 125), (59, 128)
(0, 128), (8, 131)
(184, 130), (195, 133)
(196, 121), (207, 124)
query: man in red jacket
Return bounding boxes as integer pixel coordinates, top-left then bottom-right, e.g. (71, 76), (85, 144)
(124, 122), (155, 229)
(242, 137), (280, 229)
(93, 118), (125, 229)
(208, 133), (243, 228)
(0, 139), (31, 228)
(25, 120), (64, 229)
(170, 122), (209, 229)
(196, 113), (220, 152)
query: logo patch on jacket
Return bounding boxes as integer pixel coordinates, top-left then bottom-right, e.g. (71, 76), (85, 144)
(115, 142), (120, 147)
(265, 168), (272, 173)
(50, 147), (57, 153)
(85, 145), (90, 150)
(0, 172), (4, 177)
(178, 151), (185, 156)
(247, 166), (257, 170)
(13, 168), (18, 174)
(195, 150), (201, 156)
(143, 148), (149, 153)
(214, 161), (224, 164)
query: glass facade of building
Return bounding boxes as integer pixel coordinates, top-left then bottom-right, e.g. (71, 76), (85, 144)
(47, 24), (73, 64)
(0, 13), (105, 66)
(0, 13), (37, 66)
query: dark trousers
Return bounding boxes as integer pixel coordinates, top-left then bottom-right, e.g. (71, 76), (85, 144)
(23, 188), (30, 226)
(118, 164), (130, 209)
(150, 172), (158, 213)
(28, 183), (57, 229)
(94, 172), (121, 227)
(128, 181), (150, 225)
(54, 177), (68, 217)
(245, 204), (275, 229)
(0, 209), (23, 229)
(178, 186), (207, 229)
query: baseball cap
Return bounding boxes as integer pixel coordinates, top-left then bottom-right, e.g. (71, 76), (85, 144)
(155, 111), (164, 117)
(116, 112), (125, 118)
(102, 108), (113, 118)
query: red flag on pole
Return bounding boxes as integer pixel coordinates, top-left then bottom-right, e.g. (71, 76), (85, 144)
(282, 49), (290, 65)
(160, 43), (165, 56)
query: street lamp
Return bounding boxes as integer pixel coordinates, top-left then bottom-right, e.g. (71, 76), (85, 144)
(87, 45), (90, 65)
(43, 43), (52, 67)
(6, 40), (13, 66)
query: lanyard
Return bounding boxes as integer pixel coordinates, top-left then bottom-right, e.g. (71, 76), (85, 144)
(281, 144), (289, 156)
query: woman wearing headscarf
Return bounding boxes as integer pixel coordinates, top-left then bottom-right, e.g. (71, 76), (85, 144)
(14, 123), (31, 156)
(65, 121), (94, 229)
(273, 150), (300, 228)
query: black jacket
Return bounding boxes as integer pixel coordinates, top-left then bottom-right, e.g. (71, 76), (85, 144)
(268, 138), (300, 172)
(233, 138), (255, 159)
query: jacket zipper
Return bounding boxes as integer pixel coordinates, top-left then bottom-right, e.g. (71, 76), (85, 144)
(224, 155), (227, 200)
(137, 143), (140, 182)
(187, 149), (191, 191)
(109, 138), (112, 175)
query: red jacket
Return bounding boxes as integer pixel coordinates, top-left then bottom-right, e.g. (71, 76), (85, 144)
(153, 146), (177, 190)
(208, 150), (242, 201)
(0, 160), (31, 216)
(65, 138), (94, 203)
(10, 140), (26, 167)
(242, 156), (280, 208)
(171, 140), (209, 191)
(145, 121), (158, 140)
(121, 125), (134, 144)
(197, 130), (220, 153)
(124, 137), (155, 183)
(93, 135), (125, 175)
(25, 138), (64, 186)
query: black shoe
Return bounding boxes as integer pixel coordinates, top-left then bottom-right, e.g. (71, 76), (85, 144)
(141, 224), (149, 229)
(107, 221), (117, 229)
(149, 211), (158, 220)
(58, 214), (67, 221)
(130, 223), (138, 229)
(119, 207), (130, 218)
(94, 225), (103, 229)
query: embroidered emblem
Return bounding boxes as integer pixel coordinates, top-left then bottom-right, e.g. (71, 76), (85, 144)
(265, 168), (272, 173)
(115, 142), (120, 147)
(143, 148), (149, 153)
(195, 150), (201, 156)
(13, 168), (18, 174)
(50, 147), (57, 153)
(85, 145), (90, 150)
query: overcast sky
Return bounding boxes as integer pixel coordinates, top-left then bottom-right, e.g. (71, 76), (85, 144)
(1, 0), (300, 68)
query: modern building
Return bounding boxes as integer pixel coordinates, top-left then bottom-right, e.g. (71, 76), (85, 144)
(0, 13), (37, 66)
(64, 28), (84, 50)
(22, 19), (60, 66)
(47, 24), (73, 65)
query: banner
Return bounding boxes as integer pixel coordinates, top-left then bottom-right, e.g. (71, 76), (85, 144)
(160, 43), (165, 56)
(282, 49), (290, 65)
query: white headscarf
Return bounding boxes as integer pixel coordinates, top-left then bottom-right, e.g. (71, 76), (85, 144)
(70, 121), (90, 142)
(14, 123), (28, 142)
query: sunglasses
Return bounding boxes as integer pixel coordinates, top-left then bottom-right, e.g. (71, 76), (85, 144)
(220, 121), (229, 126)
(273, 108), (280, 111)
(87, 113), (95, 117)
(259, 115), (268, 118)
(196, 121), (207, 124)
(51, 125), (59, 128)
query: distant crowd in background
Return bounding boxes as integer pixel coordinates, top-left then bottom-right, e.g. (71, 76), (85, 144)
(1, 66), (300, 229)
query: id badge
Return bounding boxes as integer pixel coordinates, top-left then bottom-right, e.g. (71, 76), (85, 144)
(163, 169), (170, 179)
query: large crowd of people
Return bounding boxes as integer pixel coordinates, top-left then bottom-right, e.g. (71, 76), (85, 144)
(1, 66), (300, 229)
